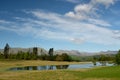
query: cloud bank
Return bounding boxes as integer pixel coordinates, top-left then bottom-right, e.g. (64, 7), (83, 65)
(0, 0), (120, 45)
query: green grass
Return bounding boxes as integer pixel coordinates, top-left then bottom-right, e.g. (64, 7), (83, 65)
(0, 60), (120, 80)
(66, 66), (120, 79)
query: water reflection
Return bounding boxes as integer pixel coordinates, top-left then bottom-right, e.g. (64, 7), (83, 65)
(49, 65), (53, 70)
(56, 65), (69, 69)
(9, 65), (69, 71)
(99, 61), (107, 66)
(9, 62), (113, 71)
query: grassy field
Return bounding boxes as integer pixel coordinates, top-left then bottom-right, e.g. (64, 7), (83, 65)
(0, 60), (120, 80)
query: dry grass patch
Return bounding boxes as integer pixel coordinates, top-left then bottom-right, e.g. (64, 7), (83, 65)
(0, 70), (79, 80)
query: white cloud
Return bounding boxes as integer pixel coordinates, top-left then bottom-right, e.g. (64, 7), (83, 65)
(0, 0), (118, 45)
(65, 11), (75, 18)
(65, 3), (96, 20)
(0, 20), (13, 24)
(0, 20), (7, 23)
(65, 0), (80, 3)
(74, 4), (93, 14)
(91, 0), (115, 8)
(88, 19), (111, 27)
(65, 1), (112, 27)
(65, 0), (116, 20)
(70, 38), (85, 44)
(0, 9), (120, 45)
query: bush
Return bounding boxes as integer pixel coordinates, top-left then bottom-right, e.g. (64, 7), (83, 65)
(55, 53), (72, 61)
(115, 50), (120, 65)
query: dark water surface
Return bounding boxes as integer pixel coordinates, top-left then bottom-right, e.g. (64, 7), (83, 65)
(9, 62), (113, 71)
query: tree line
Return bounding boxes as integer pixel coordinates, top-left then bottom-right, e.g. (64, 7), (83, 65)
(1, 43), (120, 65)
(92, 50), (120, 66)
(0, 43), (72, 61)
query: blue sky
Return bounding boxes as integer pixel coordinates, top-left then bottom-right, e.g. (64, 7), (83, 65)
(0, 0), (120, 52)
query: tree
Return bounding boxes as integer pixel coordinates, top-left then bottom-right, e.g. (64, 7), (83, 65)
(92, 56), (97, 66)
(115, 50), (120, 65)
(55, 54), (63, 61)
(48, 48), (54, 60)
(99, 54), (107, 66)
(55, 53), (72, 61)
(48, 48), (54, 56)
(24, 52), (30, 60)
(33, 47), (38, 55)
(0, 52), (4, 59)
(100, 54), (106, 61)
(16, 51), (23, 60)
(30, 47), (38, 60)
(61, 53), (71, 61)
(4, 43), (10, 59)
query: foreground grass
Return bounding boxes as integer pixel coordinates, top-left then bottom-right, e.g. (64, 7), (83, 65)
(0, 60), (120, 80)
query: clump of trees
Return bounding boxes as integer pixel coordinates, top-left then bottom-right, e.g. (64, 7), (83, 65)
(115, 50), (120, 65)
(92, 54), (115, 66)
(55, 53), (72, 61)
(0, 44), (73, 61)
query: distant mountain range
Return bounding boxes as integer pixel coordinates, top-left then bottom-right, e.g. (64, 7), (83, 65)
(0, 47), (47, 55)
(55, 50), (96, 56)
(98, 51), (118, 54)
(0, 47), (118, 56)
(55, 50), (118, 56)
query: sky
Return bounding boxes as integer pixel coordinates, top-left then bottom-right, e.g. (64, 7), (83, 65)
(0, 0), (120, 52)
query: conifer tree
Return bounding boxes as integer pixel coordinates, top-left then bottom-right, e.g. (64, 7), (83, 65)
(48, 48), (54, 60)
(4, 43), (10, 59)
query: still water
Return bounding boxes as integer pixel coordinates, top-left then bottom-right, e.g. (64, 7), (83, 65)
(9, 62), (113, 71)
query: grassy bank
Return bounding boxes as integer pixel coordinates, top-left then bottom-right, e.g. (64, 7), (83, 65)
(0, 60), (120, 80)
(0, 60), (89, 71)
